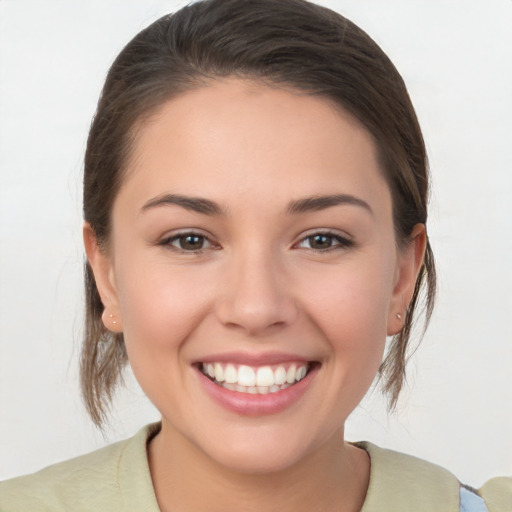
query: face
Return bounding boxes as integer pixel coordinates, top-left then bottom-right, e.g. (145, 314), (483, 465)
(86, 79), (424, 474)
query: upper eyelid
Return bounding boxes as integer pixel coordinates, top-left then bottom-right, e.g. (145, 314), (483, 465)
(295, 228), (353, 242)
(160, 228), (213, 240)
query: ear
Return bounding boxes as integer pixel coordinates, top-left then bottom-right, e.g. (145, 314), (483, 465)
(83, 222), (123, 333)
(387, 224), (427, 336)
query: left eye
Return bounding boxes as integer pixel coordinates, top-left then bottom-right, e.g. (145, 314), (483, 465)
(296, 232), (351, 251)
(165, 233), (212, 251)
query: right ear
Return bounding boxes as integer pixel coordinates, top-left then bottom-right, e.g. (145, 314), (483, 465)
(83, 222), (123, 333)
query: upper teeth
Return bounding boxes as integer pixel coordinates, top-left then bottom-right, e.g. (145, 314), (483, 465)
(202, 362), (309, 387)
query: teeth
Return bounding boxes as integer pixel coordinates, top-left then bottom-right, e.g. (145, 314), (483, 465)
(218, 382), (293, 394)
(274, 366), (287, 385)
(214, 363), (224, 382)
(224, 364), (237, 384)
(286, 364), (297, 384)
(238, 365), (256, 387)
(201, 361), (310, 393)
(256, 366), (274, 387)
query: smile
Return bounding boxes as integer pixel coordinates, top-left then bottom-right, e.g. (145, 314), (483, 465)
(200, 362), (310, 395)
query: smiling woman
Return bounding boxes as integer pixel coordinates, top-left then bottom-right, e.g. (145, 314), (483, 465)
(84, 81), (416, 485)
(0, 0), (511, 511)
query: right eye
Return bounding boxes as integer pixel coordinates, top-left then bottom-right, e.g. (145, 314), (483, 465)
(160, 232), (214, 252)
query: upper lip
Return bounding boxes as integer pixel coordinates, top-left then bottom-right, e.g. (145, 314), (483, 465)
(194, 351), (314, 366)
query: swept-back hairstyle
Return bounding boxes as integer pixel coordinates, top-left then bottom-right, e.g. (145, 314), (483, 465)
(82, 0), (435, 427)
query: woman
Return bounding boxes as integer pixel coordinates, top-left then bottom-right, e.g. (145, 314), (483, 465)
(0, 0), (510, 510)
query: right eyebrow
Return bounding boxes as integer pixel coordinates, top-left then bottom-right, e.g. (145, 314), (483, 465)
(140, 193), (225, 216)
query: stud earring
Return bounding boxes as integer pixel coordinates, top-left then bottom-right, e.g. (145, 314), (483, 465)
(109, 313), (117, 325)
(396, 313), (402, 320)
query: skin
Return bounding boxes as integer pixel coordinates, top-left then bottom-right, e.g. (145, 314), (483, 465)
(85, 79), (426, 512)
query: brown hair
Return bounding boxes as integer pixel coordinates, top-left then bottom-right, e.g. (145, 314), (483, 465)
(82, 0), (436, 427)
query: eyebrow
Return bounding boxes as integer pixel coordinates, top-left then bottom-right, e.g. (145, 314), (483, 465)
(286, 194), (373, 216)
(141, 192), (373, 217)
(141, 194), (225, 216)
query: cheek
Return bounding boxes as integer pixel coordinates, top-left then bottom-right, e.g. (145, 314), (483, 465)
(298, 254), (396, 379)
(112, 259), (219, 411)
(303, 260), (395, 338)
(320, 285), (387, 380)
(114, 256), (214, 354)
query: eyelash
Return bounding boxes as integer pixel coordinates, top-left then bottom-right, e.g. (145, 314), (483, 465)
(158, 231), (217, 253)
(158, 230), (353, 254)
(294, 230), (353, 252)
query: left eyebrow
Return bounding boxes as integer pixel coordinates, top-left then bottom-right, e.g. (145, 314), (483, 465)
(141, 193), (225, 216)
(286, 194), (374, 216)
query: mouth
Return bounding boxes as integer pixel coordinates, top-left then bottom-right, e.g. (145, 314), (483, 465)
(199, 361), (314, 395)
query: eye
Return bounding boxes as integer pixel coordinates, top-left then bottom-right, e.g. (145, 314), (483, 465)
(160, 232), (214, 252)
(296, 231), (352, 251)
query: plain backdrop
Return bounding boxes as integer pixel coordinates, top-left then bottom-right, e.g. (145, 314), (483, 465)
(0, 0), (511, 486)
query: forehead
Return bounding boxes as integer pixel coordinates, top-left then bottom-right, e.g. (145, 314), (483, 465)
(118, 78), (391, 214)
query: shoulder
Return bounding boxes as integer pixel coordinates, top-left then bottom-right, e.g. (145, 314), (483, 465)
(0, 423), (161, 512)
(0, 440), (126, 511)
(478, 477), (512, 512)
(356, 441), (461, 511)
(355, 442), (512, 512)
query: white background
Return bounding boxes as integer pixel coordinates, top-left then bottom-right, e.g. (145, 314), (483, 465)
(0, 0), (511, 486)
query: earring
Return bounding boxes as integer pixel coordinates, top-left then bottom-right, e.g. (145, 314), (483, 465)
(396, 313), (402, 320)
(109, 313), (117, 325)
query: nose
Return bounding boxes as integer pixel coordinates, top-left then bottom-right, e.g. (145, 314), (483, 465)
(214, 247), (299, 336)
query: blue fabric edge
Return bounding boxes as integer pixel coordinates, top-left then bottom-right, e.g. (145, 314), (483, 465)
(460, 486), (488, 512)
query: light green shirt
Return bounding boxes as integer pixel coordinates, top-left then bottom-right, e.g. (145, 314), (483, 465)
(0, 424), (510, 511)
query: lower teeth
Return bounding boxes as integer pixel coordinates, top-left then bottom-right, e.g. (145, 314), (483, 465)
(217, 381), (292, 394)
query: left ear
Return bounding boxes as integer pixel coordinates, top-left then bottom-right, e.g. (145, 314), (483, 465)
(387, 224), (427, 335)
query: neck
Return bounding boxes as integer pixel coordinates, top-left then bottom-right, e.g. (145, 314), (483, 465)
(148, 421), (370, 512)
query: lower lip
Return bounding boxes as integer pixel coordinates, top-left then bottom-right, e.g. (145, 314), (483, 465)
(195, 365), (318, 416)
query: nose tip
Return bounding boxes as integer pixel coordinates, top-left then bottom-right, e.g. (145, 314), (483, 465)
(214, 259), (298, 336)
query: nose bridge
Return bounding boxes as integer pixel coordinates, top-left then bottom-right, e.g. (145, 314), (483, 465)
(215, 241), (297, 335)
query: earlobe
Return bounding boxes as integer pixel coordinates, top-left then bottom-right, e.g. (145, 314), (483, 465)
(387, 224), (427, 336)
(83, 222), (123, 333)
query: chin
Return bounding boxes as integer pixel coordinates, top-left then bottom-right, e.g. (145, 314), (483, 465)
(190, 418), (335, 476)
(206, 438), (312, 475)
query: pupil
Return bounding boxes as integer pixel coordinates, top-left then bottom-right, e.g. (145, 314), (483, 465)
(311, 234), (331, 249)
(181, 235), (203, 250)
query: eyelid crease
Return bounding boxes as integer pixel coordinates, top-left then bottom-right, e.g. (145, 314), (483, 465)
(295, 227), (353, 241)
